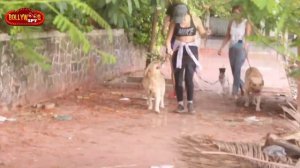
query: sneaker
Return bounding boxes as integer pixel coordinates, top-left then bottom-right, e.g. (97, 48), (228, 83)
(240, 88), (245, 96)
(187, 103), (195, 114)
(229, 94), (238, 100)
(176, 104), (185, 113)
(234, 95), (238, 100)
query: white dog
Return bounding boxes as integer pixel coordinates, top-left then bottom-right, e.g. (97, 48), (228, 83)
(244, 67), (264, 111)
(218, 67), (230, 96)
(142, 61), (166, 113)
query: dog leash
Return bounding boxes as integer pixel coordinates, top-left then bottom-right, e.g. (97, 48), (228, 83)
(161, 54), (220, 86)
(195, 71), (220, 85)
(160, 57), (167, 66)
(245, 45), (252, 68)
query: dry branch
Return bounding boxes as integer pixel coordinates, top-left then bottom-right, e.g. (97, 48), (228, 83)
(281, 105), (300, 123)
(178, 135), (297, 168)
(265, 133), (300, 157)
(200, 150), (294, 168)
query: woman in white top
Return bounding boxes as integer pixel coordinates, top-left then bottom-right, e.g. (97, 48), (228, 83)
(217, 5), (251, 99)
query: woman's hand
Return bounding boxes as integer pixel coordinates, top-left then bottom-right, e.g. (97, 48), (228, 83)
(244, 42), (249, 51)
(217, 48), (222, 56)
(167, 47), (173, 56)
(206, 28), (212, 36)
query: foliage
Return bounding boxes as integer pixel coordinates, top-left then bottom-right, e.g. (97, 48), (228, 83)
(0, 0), (116, 70)
(128, 0), (153, 45)
(85, 0), (142, 28)
(0, 0), (298, 73)
(188, 0), (231, 18)
(95, 50), (117, 65)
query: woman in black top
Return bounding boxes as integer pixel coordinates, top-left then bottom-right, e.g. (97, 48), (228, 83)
(166, 3), (208, 113)
(163, 2), (183, 99)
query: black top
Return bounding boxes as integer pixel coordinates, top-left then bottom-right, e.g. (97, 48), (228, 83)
(174, 16), (196, 36)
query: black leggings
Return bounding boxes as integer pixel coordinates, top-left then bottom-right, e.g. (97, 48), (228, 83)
(172, 46), (198, 102)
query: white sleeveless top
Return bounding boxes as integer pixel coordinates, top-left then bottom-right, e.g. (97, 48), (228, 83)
(230, 19), (247, 46)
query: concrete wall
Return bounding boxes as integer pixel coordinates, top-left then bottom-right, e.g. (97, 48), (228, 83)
(209, 17), (229, 36)
(0, 29), (146, 109)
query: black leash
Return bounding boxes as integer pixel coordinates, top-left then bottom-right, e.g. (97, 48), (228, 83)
(195, 71), (220, 85)
(245, 47), (252, 68)
(161, 55), (221, 86)
(200, 47), (251, 86)
(160, 54), (170, 66)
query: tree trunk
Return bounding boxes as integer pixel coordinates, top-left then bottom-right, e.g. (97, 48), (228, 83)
(297, 46), (300, 113)
(146, 6), (160, 68)
(203, 10), (210, 48)
(283, 30), (289, 56)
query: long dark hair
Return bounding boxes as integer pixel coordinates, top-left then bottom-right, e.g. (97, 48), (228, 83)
(231, 5), (243, 13)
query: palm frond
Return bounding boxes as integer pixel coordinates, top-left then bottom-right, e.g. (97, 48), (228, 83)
(178, 135), (297, 168)
(12, 41), (51, 71)
(9, 26), (51, 71)
(53, 14), (91, 53)
(70, 0), (113, 42)
(95, 50), (117, 64)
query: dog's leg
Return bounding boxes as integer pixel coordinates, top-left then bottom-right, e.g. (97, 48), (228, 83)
(244, 92), (250, 107)
(154, 92), (161, 113)
(255, 95), (261, 112)
(160, 90), (165, 109)
(226, 78), (231, 96)
(160, 80), (166, 109)
(251, 94), (256, 105)
(148, 92), (153, 110)
(221, 84), (226, 95)
(145, 91), (149, 105)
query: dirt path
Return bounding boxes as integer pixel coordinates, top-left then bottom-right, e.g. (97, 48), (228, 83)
(0, 84), (293, 168)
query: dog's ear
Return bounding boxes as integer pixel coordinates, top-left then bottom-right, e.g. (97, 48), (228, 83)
(144, 66), (149, 76)
(144, 64), (151, 77)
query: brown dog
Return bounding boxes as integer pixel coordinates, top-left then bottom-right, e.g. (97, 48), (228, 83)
(244, 67), (264, 111)
(142, 61), (166, 113)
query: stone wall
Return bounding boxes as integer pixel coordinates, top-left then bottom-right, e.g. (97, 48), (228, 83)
(0, 29), (146, 109)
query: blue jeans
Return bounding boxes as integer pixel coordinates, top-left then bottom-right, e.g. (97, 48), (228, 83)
(229, 42), (246, 96)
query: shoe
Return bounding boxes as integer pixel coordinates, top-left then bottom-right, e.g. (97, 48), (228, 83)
(240, 88), (245, 96)
(231, 95), (239, 102)
(187, 103), (195, 114)
(176, 104), (185, 113)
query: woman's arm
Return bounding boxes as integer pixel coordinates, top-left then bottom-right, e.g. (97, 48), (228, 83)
(166, 21), (175, 56)
(244, 20), (252, 49)
(162, 15), (171, 36)
(218, 21), (232, 55)
(245, 20), (252, 36)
